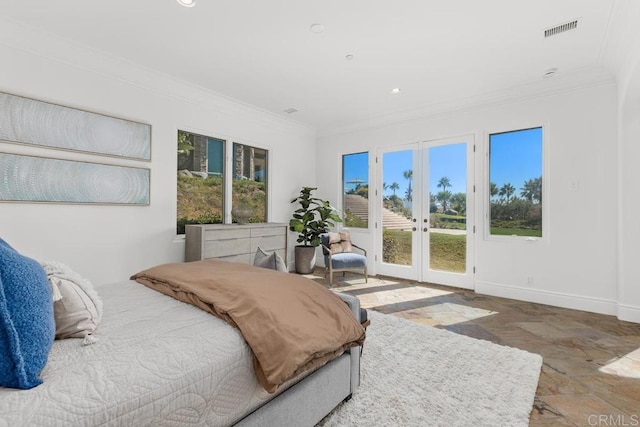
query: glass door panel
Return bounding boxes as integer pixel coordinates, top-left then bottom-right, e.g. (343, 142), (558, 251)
(376, 137), (473, 287)
(377, 145), (419, 280)
(422, 137), (474, 289)
(427, 143), (467, 272)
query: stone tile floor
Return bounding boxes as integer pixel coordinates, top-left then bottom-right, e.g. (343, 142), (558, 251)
(307, 270), (640, 427)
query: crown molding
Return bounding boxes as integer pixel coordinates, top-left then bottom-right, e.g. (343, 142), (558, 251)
(0, 17), (316, 137)
(319, 67), (616, 138)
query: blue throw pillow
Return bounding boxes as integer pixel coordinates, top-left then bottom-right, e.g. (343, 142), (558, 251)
(0, 238), (55, 389)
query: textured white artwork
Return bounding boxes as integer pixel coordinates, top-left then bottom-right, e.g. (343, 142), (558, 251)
(0, 153), (150, 205)
(0, 92), (151, 160)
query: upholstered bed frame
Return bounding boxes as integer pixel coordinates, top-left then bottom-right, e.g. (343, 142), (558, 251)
(0, 280), (361, 426)
(1, 230), (362, 426)
(236, 291), (361, 426)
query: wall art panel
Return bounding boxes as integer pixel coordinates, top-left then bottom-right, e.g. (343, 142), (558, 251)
(0, 152), (150, 205)
(0, 92), (151, 160)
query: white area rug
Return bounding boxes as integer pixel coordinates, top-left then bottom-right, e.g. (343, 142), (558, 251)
(319, 311), (543, 427)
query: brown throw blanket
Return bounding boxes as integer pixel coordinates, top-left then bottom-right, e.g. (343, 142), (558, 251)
(131, 259), (365, 393)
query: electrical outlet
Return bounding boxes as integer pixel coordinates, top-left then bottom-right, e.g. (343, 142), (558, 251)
(569, 181), (579, 191)
(526, 276), (534, 285)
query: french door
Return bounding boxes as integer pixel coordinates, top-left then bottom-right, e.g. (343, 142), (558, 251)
(376, 135), (474, 288)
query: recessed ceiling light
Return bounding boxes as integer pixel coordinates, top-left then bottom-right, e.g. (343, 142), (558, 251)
(310, 24), (325, 34)
(177, 0), (196, 7)
(543, 68), (558, 78)
(390, 88), (401, 94)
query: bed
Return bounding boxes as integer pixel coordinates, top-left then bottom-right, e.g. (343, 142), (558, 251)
(0, 269), (364, 426)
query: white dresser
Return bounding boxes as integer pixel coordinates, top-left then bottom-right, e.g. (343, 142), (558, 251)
(184, 223), (288, 265)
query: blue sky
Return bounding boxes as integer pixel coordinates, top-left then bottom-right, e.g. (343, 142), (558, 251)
(343, 152), (369, 189)
(343, 127), (542, 199)
(489, 127), (542, 194)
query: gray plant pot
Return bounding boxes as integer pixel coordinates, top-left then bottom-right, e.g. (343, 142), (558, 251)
(294, 245), (317, 274)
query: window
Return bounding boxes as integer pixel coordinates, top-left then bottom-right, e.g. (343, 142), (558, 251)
(489, 127), (543, 237)
(232, 143), (268, 223)
(342, 152), (369, 228)
(176, 130), (225, 234)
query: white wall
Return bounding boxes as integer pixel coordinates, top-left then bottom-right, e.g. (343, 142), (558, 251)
(0, 20), (316, 285)
(618, 81), (640, 323)
(615, 2), (640, 323)
(317, 83), (620, 317)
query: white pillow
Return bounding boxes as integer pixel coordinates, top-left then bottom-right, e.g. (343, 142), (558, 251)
(253, 247), (287, 272)
(51, 277), (100, 340)
(41, 261), (102, 345)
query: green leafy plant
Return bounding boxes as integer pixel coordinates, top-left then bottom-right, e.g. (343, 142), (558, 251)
(289, 187), (342, 247)
(177, 130), (195, 156)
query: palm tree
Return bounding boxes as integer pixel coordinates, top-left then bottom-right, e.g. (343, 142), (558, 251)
(382, 182), (389, 200)
(436, 190), (452, 212)
(450, 192), (466, 215)
(429, 194), (438, 213)
(403, 170), (413, 202)
(520, 177), (542, 203)
(389, 182), (400, 196)
(437, 177), (451, 193)
(499, 183), (516, 203)
(490, 182), (498, 199)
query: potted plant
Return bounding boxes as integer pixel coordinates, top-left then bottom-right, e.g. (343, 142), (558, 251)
(289, 187), (342, 274)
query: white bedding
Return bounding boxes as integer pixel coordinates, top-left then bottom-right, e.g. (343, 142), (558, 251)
(0, 280), (285, 426)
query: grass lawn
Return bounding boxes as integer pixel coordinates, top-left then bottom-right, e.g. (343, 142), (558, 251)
(490, 227), (542, 237)
(429, 233), (466, 272)
(383, 229), (466, 272)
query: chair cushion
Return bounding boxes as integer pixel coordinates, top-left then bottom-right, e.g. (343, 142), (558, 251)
(0, 238), (55, 389)
(330, 252), (367, 269)
(339, 232), (353, 253)
(326, 231), (353, 254)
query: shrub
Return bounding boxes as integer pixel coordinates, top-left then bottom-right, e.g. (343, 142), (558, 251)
(177, 213), (223, 234)
(382, 230), (400, 263)
(344, 211), (368, 228)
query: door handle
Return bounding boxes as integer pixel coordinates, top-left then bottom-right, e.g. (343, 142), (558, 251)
(423, 227), (428, 232)
(412, 227), (417, 231)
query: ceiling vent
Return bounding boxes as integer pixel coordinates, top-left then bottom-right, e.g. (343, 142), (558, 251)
(544, 20), (578, 38)
(283, 108), (298, 114)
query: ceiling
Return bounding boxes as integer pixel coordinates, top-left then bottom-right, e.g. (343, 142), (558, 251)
(0, 1), (620, 132)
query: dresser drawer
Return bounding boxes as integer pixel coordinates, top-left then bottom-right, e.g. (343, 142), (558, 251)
(251, 226), (286, 238)
(185, 223), (288, 265)
(203, 238), (251, 258)
(251, 235), (286, 253)
(204, 228), (250, 241)
(216, 253), (252, 264)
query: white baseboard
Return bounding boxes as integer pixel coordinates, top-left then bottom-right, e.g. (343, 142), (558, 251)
(475, 281), (618, 317)
(617, 304), (640, 323)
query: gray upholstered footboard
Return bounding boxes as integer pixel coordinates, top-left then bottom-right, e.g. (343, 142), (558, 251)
(233, 292), (362, 426)
(234, 354), (351, 427)
(333, 291), (362, 392)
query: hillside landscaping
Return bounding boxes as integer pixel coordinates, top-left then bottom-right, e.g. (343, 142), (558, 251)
(177, 175), (265, 234)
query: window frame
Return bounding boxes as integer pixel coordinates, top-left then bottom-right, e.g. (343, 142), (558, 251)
(175, 128), (271, 236)
(341, 151), (370, 230)
(231, 141), (269, 224)
(485, 125), (546, 241)
(176, 129), (227, 235)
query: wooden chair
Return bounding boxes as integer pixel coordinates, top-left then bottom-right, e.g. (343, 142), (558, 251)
(320, 232), (368, 285)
